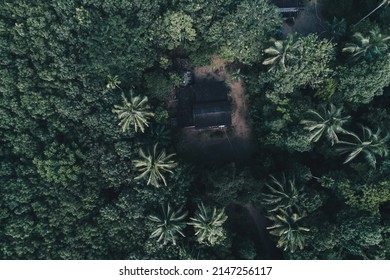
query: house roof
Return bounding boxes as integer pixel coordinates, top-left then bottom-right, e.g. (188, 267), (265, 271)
(193, 80), (229, 103)
(272, 0), (304, 8)
(193, 101), (231, 129)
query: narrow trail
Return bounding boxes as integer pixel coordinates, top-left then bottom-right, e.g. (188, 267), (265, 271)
(245, 203), (280, 259)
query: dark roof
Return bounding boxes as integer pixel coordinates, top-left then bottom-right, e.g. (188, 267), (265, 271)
(272, 0), (304, 8)
(193, 101), (231, 129)
(193, 80), (229, 103)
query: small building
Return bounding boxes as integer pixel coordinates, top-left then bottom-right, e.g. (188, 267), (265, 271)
(177, 75), (231, 129)
(193, 102), (231, 129)
(273, 0), (305, 18)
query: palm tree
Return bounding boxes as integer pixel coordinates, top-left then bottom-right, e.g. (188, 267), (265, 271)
(300, 104), (351, 146)
(262, 34), (296, 72)
(188, 202), (228, 246)
(342, 30), (390, 61)
(326, 17), (346, 40)
(106, 74), (121, 90)
(336, 126), (390, 167)
(262, 174), (305, 213)
(148, 203), (187, 245)
(355, 0), (390, 26)
(133, 144), (177, 188)
(267, 209), (310, 253)
(112, 90), (154, 133)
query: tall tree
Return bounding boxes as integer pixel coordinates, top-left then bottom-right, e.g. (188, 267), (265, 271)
(148, 204), (188, 245)
(133, 144), (177, 188)
(267, 209), (310, 253)
(336, 126), (390, 167)
(263, 34), (297, 72)
(112, 91), (154, 133)
(342, 30), (390, 61)
(188, 203), (228, 246)
(160, 11), (197, 50)
(218, 0), (281, 65)
(262, 174), (305, 212)
(300, 104), (351, 146)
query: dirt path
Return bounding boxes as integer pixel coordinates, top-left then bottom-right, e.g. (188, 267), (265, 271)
(245, 203), (281, 259)
(230, 80), (252, 139)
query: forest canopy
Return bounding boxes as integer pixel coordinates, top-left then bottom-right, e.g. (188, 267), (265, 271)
(1, 0), (390, 260)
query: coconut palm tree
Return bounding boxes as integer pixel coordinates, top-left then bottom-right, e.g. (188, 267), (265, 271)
(262, 34), (296, 72)
(267, 209), (310, 253)
(300, 104), (351, 146)
(106, 74), (121, 90)
(112, 90), (154, 133)
(148, 203), (188, 245)
(262, 174), (305, 213)
(342, 30), (390, 61)
(133, 144), (177, 188)
(336, 126), (390, 167)
(188, 202), (228, 246)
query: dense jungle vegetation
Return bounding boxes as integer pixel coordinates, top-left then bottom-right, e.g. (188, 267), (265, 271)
(1, 0), (390, 260)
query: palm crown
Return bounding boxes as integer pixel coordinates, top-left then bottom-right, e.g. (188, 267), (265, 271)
(148, 203), (188, 245)
(336, 126), (390, 167)
(112, 91), (154, 133)
(342, 30), (390, 61)
(262, 34), (296, 72)
(262, 174), (305, 213)
(267, 209), (310, 253)
(188, 202), (228, 246)
(133, 144), (177, 188)
(301, 104), (351, 146)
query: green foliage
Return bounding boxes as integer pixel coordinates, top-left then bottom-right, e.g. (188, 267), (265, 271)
(336, 209), (383, 259)
(219, 0), (281, 65)
(301, 104), (351, 146)
(325, 17), (347, 40)
(148, 203), (188, 245)
(264, 34), (335, 97)
(343, 29), (390, 61)
(112, 91), (154, 133)
(314, 78), (337, 101)
(2, 0), (390, 261)
(338, 180), (390, 215)
(161, 11), (196, 50)
(144, 71), (179, 101)
(188, 203), (228, 247)
(262, 174), (305, 212)
(204, 164), (260, 206)
(336, 126), (390, 167)
(267, 209), (310, 253)
(263, 34), (297, 72)
(337, 56), (390, 104)
(33, 142), (83, 188)
(133, 144), (177, 188)
(106, 75), (121, 91)
(149, 125), (172, 147)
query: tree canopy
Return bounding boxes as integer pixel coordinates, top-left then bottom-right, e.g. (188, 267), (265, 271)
(2, 0), (390, 261)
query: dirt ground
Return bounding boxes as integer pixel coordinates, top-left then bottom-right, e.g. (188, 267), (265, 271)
(176, 56), (256, 163)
